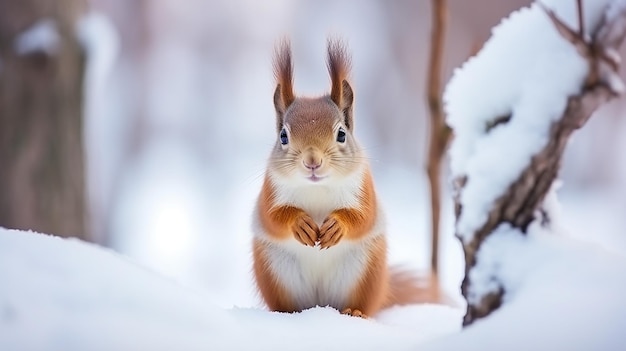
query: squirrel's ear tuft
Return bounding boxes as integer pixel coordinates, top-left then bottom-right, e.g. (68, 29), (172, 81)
(340, 80), (354, 130)
(273, 39), (295, 131)
(327, 38), (354, 130)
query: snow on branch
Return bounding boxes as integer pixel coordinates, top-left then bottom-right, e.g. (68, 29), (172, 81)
(444, 0), (626, 326)
(14, 19), (60, 56)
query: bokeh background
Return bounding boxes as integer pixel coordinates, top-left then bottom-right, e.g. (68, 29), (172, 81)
(2, 0), (625, 308)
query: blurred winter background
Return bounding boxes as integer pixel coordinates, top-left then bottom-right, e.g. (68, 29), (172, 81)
(3, 0), (626, 309)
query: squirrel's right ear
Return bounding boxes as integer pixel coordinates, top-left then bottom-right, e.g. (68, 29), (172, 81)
(273, 40), (295, 132)
(327, 39), (354, 130)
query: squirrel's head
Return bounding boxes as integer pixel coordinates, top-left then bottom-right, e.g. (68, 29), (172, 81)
(269, 39), (363, 185)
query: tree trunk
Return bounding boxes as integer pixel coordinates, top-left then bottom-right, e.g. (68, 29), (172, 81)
(453, 3), (626, 326)
(0, 0), (89, 240)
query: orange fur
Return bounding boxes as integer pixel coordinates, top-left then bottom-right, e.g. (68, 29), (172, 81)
(254, 171), (390, 315)
(257, 175), (319, 245)
(327, 38), (351, 107)
(344, 235), (389, 315)
(273, 39), (295, 122)
(330, 170), (376, 240)
(318, 170), (377, 249)
(252, 239), (297, 312)
(385, 268), (448, 307)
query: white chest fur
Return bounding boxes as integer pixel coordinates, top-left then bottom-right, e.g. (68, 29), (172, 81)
(261, 237), (372, 310)
(267, 168), (364, 225)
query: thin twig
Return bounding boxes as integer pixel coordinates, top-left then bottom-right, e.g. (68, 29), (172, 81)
(426, 0), (448, 277)
(577, 0), (585, 38)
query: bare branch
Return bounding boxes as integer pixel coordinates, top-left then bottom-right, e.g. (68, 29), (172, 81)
(541, 2), (626, 92)
(425, 0), (449, 277)
(577, 0), (585, 38)
(539, 2), (590, 58)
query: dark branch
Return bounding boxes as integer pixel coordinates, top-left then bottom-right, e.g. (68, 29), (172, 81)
(577, 0), (585, 38)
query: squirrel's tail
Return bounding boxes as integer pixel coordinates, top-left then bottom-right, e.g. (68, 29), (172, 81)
(384, 266), (454, 308)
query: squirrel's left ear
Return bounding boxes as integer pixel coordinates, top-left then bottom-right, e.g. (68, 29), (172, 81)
(327, 39), (354, 130)
(334, 80), (354, 131)
(273, 40), (295, 132)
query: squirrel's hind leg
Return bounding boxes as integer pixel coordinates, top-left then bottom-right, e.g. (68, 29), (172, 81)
(340, 308), (368, 319)
(343, 236), (389, 316)
(252, 239), (299, 312)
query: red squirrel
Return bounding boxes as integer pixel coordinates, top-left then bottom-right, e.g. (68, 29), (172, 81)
(252, 39), (433, 318)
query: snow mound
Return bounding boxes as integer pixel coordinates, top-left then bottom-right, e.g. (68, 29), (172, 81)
(0, 223), (625, 350)
(422, 230), (626, 351)
(0, 228), (234, 350)
(0, 228), (460, 350)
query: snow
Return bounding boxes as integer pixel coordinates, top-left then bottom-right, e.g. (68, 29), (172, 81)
(0, 228), (234, 350)
(77, 12), (119, 112)
(76, 11), (123, 244)
(422, 229), (626, 351)
(14, 19), (60, 56)
(0, 227), (461, 350)
(443, 0), (618, 242)
(2, 221), (626, 350)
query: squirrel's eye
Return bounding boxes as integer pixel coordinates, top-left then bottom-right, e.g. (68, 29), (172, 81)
(280, 128), (289, 145)
(336, 127), (346, 143)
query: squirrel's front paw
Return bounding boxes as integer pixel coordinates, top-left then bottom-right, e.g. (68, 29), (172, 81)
(292, 214), (319, 246)
(319, 214), (345, 249)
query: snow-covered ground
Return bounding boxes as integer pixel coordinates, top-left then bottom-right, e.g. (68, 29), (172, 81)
(0, 227), (461, 350)
(1, 216), (625, 350)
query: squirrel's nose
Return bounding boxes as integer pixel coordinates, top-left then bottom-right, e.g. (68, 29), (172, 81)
(303, 158), (321, 170)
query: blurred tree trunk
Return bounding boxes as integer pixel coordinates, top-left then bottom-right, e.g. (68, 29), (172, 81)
(0, 0), (89, 240)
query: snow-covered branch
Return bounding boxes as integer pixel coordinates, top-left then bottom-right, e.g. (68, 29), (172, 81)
(444, 0), (626, 325)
